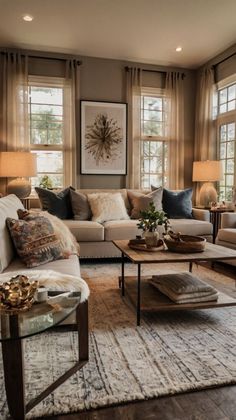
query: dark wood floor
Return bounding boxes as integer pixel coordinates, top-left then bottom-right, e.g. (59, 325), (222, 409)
(48, 262), (236, 420)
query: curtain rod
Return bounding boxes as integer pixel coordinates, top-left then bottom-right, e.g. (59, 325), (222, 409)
(212, 52), (236, 68)
(125, 66), (185, 78)
(0, 50), (82, 65)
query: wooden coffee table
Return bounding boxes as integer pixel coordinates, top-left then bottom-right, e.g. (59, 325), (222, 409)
(113, 240), (236, 326)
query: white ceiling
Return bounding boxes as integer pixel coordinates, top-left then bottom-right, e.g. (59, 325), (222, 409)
(0, 0), (235, 69)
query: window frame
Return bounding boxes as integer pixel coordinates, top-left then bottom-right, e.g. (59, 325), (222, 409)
(216, 76), (236, 201)
(28, 75), (74, 190)
(140, 87), (168, 189)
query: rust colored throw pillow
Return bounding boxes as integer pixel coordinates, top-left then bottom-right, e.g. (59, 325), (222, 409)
(6, 216), (66, 268)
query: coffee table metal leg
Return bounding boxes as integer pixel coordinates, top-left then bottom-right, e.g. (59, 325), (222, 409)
(137, 263), (141, 326)
(121, 252), (125, 296)
(189, 262), (193, 272)
(2, 339), (25, 420)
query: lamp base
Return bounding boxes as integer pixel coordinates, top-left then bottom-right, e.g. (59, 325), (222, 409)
(199, 182), (217, 208)
(7, 178), (31, 199)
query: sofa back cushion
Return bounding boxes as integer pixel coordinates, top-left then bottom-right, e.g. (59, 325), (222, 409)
(0, 194), (24, 272)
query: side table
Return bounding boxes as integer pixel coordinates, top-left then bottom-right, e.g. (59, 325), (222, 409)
(0, 292), (88, 420)
(210, 208), (235, 243)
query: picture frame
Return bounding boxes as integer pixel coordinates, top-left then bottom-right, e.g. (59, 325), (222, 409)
(80, 100), (127, 175)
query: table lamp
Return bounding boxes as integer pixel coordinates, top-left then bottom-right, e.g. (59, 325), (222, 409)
(0, 152), (37, 198)
(192, 160), (222, 208)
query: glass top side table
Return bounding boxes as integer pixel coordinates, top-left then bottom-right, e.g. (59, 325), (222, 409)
(0, 292), (89, 420)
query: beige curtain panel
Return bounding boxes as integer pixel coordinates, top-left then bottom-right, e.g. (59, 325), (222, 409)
(126, 67), (142, 188)
(165, 72), (185, 190)
(194, 67), (216, 204)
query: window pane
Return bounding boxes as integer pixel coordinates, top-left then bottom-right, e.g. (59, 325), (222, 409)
(228, 100), (236, 112)
(31, 104), (63, 116)
(228, 123), (235, 140)
(226, 175), (234, 186)
(219, 88), (227, 104)
(228, 85), (236, 101)
(220, 125), (227, 140)
(30, 87), (63, 105)
(220, 143), (226, 159)
(34, 151), (63, 173)
(144, 110), (162, 121)
(144, 97), (162, 110)
(226, 159), (234, 172)
(220, 104), (227, 114)
(143, 121), (163, 136)
(227, 142), (234, 158)
(150, 174), (162, 186)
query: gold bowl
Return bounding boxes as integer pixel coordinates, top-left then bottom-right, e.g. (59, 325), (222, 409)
(0, 275), (38, 314)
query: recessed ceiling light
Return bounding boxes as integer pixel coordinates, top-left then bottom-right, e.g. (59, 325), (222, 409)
(176, 46), (182, 52)
(22, 14), (34, 22)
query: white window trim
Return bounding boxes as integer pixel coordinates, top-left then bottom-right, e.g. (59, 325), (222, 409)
(28, 75), (75, 188)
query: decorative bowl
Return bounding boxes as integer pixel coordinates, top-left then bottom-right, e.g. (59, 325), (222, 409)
(0, 275), (38, 314)
(164, 234), (206, 253)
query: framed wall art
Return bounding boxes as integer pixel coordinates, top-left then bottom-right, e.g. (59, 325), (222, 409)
(80, 100), (127, 174)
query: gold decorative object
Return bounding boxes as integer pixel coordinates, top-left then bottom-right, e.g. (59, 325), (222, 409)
(0, 275), (38, 314)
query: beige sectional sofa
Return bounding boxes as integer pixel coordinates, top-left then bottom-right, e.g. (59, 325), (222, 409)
(215, 212), (236, 266)
(62, 189), (213, 259)
(0, 194), (87, 324)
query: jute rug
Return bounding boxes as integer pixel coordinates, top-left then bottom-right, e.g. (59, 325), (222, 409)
(0, 262), (236, 419)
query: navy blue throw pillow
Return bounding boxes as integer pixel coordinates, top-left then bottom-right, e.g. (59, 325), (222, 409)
(162, 188), (193, 219)
(35, 186), (74, 219)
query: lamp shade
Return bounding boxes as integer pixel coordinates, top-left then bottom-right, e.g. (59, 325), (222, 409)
(0, 152), (37, 177)
(192, 160), (222, 182)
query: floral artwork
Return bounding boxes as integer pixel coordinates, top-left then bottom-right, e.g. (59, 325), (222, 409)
(81, 101), (127, 174)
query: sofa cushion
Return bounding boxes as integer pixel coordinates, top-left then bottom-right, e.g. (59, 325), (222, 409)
(87, 192), (130, 223)
(35, 186), (74, 219)
(63, 220), (104, 242)
(162, 188), (193, 219)
(217, 228), (236, 244)
(128, 188), (163, 219)
(6, 216), (65, 268)
(169, 219), (212, 236)
(104, 220), (142, 241)
(70, 189), (92, 221)
(3, 254), (81, 277)
(0, 194), (24, 273)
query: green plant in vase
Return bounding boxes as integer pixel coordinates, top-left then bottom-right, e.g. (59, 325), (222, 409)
(137, 202), (170, 247)
(39, 175), (53, 189)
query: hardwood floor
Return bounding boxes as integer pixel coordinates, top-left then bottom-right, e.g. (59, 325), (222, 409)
(49, 262), (236, 420)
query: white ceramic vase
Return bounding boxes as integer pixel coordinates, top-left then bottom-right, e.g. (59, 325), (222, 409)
(144, 230), (159, 248)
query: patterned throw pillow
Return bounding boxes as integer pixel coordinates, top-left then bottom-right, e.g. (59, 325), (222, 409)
(6, 216), (66, 268)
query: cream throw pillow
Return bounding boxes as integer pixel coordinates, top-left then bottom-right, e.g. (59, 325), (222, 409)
(87, 193), (130, 223)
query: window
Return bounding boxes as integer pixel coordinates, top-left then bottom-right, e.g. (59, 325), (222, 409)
(140, 88), (168, 188)
(28, 76), (73, 191)
(216, 77), (236, 201)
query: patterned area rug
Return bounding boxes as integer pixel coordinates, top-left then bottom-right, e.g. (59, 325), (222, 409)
(0, 262), (236, 419)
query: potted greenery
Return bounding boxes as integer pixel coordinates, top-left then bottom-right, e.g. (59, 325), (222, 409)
(39, 175), (53, 189)
(137, 202), (170, 247)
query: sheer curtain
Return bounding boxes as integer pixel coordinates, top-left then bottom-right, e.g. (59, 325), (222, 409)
(0, 52), (29, 193)
(0, 52), (29, 152)
(194, 67), (215, 203)
(126, 67), (142, 188)
(65, 59), (80, 188)
(165, 72), (185, 190)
